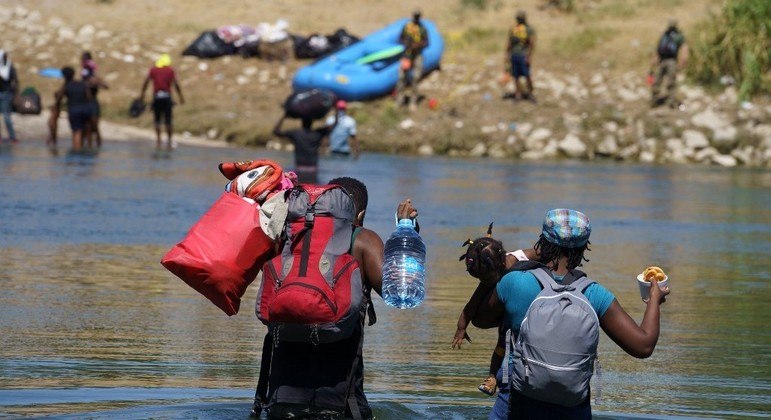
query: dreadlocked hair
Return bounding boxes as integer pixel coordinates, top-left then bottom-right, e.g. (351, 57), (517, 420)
(459, 223), (506, 281)
(328, 177), (368, 215)
(533, 234), (590, 271)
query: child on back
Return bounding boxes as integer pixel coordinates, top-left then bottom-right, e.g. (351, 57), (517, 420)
(452, 223), (536, 396)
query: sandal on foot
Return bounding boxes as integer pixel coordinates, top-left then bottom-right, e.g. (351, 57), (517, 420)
(478, 376), (498, 396)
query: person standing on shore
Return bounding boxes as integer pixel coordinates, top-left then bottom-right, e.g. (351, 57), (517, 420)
(650, 19), (688, 108)
(140, 54), (184, 150)
(505, 10), (536, 102)
(395, 9), (429, 110)
(325, 100), (359, 159)
(0, 50), (19, 144)
(81, 51), (109, 148)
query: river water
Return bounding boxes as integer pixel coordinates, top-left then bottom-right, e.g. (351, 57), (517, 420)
(0, 140), (769, 419)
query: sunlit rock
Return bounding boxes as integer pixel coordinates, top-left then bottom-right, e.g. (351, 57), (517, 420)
(682, 130), (709, 149)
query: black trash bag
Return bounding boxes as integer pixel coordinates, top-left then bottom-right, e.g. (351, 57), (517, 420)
(12, 86), (42, 115)
(294, 33), (331, 59)
(183, 31), (236, 58)
(129, 98), (146, 118)
(238, 40), (261, 58)
(284, 88), (336, 120)
(327, 28), (359, 52)
(293, 28), (359, 60)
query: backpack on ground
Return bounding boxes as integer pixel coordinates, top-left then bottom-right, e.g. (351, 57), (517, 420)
(256, 184), (368, 344)
(657, 31), (680, 59)
(12, 86), (42, 115)
(507, 267), (601, 407)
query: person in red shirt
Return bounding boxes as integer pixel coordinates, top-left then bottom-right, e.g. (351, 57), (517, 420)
(140, 54), (184, 150)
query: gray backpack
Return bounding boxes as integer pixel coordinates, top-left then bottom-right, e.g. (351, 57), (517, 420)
(505, 268), (602, 407)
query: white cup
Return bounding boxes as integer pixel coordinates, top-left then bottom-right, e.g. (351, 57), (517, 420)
(637, 273), (669, 301)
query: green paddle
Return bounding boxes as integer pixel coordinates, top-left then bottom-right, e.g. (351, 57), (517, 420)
(356, 45), (405, 65)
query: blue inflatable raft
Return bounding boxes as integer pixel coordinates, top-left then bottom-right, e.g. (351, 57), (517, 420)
(292, 18), (444, 101)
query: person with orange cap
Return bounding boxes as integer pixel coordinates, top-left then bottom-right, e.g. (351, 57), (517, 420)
(324, 99), (359, 159)
(139, 54), (184, 150)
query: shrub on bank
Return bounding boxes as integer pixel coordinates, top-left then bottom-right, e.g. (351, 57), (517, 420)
(687, 0), (770, 100)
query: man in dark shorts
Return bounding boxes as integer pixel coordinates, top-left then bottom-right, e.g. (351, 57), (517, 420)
(252, 178), (419, 420)
(140, 54), (184, 150)
(505, 10), (536, 102)
(396, 9), (429, 110)
(272, 113), (335, 184)
(53, 66), (93, 151)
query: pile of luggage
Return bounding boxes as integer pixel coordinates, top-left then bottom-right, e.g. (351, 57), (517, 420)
(183, 21), (359, 61)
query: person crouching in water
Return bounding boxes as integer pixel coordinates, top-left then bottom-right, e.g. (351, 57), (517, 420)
(53, 66), (94, 151)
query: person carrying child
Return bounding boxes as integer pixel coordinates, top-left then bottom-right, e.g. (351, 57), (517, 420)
(469, 209), (670, 419)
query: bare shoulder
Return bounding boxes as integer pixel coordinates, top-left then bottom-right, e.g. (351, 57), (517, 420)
(354, 228), (384, 250)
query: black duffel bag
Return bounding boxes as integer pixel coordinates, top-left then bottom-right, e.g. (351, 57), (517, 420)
(283, 88), (336, 120)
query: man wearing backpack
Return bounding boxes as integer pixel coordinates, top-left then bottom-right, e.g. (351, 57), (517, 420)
(252, 177), (418, 420)
(651, 19), (688, 108)
(471, 209), (670, 419)
(505, 10), (536, 102)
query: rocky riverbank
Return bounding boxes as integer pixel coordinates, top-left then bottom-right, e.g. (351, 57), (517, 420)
(3, 3), (770, 167)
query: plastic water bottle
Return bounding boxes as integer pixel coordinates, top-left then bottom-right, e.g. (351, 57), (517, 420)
(381, 219), (426, 309)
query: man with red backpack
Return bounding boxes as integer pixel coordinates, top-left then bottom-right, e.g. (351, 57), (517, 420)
(252, 177), (418, 420)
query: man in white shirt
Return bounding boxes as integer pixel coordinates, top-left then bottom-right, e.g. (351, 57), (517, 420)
(325, 100), (359, 159)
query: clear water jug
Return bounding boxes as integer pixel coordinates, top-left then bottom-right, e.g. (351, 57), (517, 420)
(381, 219), (426, 309)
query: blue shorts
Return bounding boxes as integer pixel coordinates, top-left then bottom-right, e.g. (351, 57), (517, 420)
(510, 54), (530, 78)
(489, 366), (510, 420)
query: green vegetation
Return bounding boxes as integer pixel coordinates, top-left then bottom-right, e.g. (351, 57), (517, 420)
(447, 26), (502, 55)
(687, 0), (770, 100)
(459, 0), (490, 10)
(552, 26), (618, 56)
(546, 0), (575, 13)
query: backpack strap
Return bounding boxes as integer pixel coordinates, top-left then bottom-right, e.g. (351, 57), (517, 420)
(568, 276), (596, 295)
(528, 268), (561, 291)
(501, 328), (513, 385)
(344, 325), (366, 420)
(251, 332), (274, 417)
(505, 259), (546, 275)
(561, 268), (587, 285)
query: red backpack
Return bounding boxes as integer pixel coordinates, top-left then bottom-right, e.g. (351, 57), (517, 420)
(256, 184), (367, 344)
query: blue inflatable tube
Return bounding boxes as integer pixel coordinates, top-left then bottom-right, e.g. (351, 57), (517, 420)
(292, 18), (444, 101)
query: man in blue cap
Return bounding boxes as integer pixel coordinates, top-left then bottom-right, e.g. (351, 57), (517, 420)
(471, 208), (670, 419)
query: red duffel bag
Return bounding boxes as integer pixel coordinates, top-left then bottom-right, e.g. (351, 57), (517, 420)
(161, 192), (276, 316)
